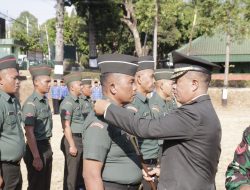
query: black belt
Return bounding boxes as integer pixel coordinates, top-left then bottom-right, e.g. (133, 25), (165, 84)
(103, 181), (139, 190)
(72, 133), (82, 137)
(144, 158), (157, 165)
(1, 160), (21, 166)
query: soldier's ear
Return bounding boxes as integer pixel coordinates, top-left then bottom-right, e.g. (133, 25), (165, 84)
(110, 82), (117, 95)
(191, 79), (199, 91)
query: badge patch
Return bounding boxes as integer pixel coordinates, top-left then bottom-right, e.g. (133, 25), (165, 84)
(25, 113), (34, 117)
(90, 122), (104, 129)
(126, 106), (138, 112)
(151, 105), (160, 112)
(236, 142), (247, 154)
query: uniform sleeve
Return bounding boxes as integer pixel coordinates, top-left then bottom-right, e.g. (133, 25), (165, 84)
(22, 102), (36, 126)
(225, 127), (250, 190)
(60, 101), (73, 120)
(105, 104), (199, 140)
(83, 122), (111, 162)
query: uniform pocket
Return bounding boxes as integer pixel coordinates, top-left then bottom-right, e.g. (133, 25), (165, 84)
(5, 115), (17, 125)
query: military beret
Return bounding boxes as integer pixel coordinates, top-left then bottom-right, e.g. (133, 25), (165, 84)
(154, 69), (174, 81)
(137, 56), (155, 71)
(29, 64), (52, 77)
(81, 76), (92, 85)
(171, 51), (221, 79)
(98, 53), (138, 76)
(0, 55), (17, 70)
(63, 72), (82, 85)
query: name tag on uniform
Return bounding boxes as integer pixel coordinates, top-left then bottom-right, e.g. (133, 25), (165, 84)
(7, 111), (15, 116)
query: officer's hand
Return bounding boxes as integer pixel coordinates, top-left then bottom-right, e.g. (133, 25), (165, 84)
(69, 146), (78, 157)
(240, 185), (250, 190)
(33, 157), (43, 171)
(0, 175), (3, 188)
(94, 100), (111, 116)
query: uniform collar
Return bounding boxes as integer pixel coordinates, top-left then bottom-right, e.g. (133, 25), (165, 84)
(154, 92), (167, 106)
(187, 94), (210, 105)
(0, 89), (16, 102)
(136, 92), (147, 103)
(33, 91), (46, 101)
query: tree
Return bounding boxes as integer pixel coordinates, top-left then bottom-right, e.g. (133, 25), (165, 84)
(11, 11), (41, 53)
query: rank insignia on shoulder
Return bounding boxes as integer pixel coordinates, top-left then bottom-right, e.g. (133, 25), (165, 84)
(89, 122), (105, 129)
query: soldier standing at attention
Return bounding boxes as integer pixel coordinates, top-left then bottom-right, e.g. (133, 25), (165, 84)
(149, 69), (177, 160)
(83, 54), (142, 190)
(94, 51), (222, 190)
(0, 55), (25, 190)
(126, 55), (158, 190)
(80, 76), (93, 119)
(22, 64), (53, 190)
(60, 72), (85, 190)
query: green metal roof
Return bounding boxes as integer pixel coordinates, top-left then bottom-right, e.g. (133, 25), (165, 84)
(177, 34), (250, 62)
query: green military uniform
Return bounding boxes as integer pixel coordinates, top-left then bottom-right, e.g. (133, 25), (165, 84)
(0, 55), (25, 190)
(22, 64), (53, 190)
(83, 54), (142, 190)
(60, 72), (85, 190)
(225, 126), (250, 190)
(149, 69), (177, 161)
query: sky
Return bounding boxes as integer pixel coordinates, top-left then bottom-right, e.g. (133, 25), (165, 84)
(0, 0), (57, 24)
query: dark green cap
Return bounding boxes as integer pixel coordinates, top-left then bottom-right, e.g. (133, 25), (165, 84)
(81, 76), (92, 85)
(63, 72), (82, 85)
(137, 56), (154, 71)
(171, 51), (220, 79)
(98, 53), (138, 76)
(154, 69), (174, 81)
(0, 55), (17, 70)
(29, 64), (52, 77)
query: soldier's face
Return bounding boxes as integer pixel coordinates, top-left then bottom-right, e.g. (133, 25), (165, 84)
(82, 84), (92, 97)
(172, 74), (193, 104)
(0, 68), (20, 95)
(72, 81), (82, 96)
(138, 69), (154, 93)
(35, 75), (51, 94)
(162, 79), (174, 98)
(115, 74), (136, 105)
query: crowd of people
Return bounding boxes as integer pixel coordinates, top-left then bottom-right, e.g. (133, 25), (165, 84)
(0, 52), (249, 190)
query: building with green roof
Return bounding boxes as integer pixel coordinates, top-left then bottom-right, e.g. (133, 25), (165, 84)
(177, 33), (250, 73)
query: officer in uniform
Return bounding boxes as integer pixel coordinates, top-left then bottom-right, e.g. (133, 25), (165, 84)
(83, 54), (142, 190)
(22, 64), (53, 190)
(125, 55), (158, 190)
(225, 126), (250, 190)
(94, 51), (222, 190)
(0, 55), (25, 190)
(80, 76), (93, 119)
(149, 69), (177, 161)
(60, 72), (85, 190)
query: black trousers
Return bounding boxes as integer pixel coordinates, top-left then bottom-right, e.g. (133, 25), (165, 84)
(52, 98), (59, 114)
(103, 181), (139, 190)
(24, 140), (53, 190)
(61, 135), (85, 190)
(0, 162), (22, 190)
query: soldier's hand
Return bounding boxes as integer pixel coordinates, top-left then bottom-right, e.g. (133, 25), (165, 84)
(240, 185), (250, 190)
(94, 100), (111, 116)
(142, 167), (160, 182)
(33, 157), (43, 171)
(0, 175), (3, 188)
(69, 146), (78, 157)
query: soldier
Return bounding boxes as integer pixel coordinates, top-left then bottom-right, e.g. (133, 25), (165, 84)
(225, 126), (250, 190)
(22, 64), (53, 190)
(80, 76), (93, 119)
(149, 69), (177, 161)
(83, 54), (142, 190)
(60, 72), (85, 190)
(94, 51), (222, 190)
(59, 80), (69, 105)
(125, 55), (158, 190)
(0, 55), (25, 190)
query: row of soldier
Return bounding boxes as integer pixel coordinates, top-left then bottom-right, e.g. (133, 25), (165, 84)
(0, 52), (247, 190)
